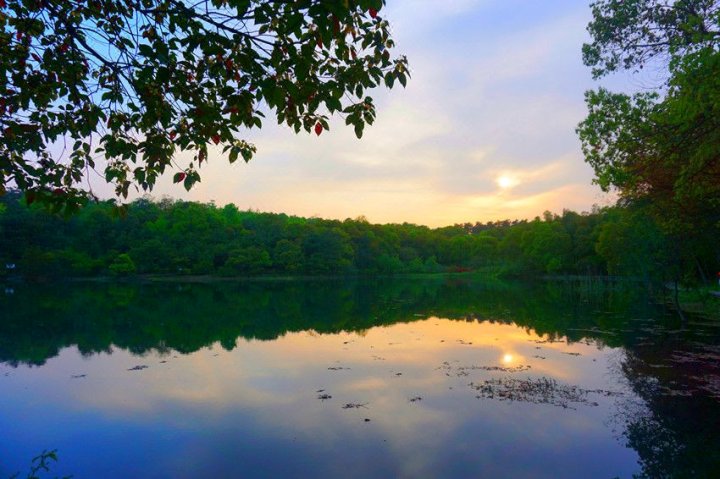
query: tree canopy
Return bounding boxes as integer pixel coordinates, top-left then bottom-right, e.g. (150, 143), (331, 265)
(6, 189), (718, 283)
(578, 0), (720, 234)
(582, 0), (720, 78)
(0, 0), (408, 213)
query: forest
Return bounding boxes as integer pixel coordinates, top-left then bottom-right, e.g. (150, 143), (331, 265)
(1, 0), (718, 290)
(1, 189), (717, 285)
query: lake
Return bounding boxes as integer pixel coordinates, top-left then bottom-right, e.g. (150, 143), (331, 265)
(1, 277), (719, 478)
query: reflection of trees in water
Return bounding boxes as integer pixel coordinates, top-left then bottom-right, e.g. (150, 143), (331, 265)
(0, 278), (654, 366)
(2, 277), (719, 475)
(610, 335), (720, 478)
(622, 405), (683, 479)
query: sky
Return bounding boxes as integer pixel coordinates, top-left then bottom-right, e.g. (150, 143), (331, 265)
(133, 0), (621, 226)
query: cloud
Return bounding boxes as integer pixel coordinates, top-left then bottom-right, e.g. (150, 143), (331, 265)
(142, 1), (607, 226)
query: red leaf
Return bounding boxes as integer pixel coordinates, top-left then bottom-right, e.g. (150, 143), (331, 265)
(0, 1), (6, 9)
(314, 123), (323, 136)
(369, 8), (378, 18)
(25, 191), (36, 205)
(212, 134), (221, 145)
(53, 188), (64, 196)
(173, 172), (186, 183)
(169, 131), (177, 140)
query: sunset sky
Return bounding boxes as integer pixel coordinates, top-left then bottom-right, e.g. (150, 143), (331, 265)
(134, 0), (630, 226)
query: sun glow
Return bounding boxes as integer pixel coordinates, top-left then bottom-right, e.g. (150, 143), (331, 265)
(502, 353), (514, 364)
(496, 175), (519, 190)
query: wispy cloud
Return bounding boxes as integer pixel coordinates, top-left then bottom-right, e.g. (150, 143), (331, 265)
(141, 1), (611, 226)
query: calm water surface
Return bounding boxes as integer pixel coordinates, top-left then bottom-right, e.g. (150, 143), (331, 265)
(0, 278), (719, 478)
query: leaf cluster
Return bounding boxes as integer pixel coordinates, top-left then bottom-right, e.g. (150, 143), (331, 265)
(579, 0), (720, 236)
(0, 0), (408, 213)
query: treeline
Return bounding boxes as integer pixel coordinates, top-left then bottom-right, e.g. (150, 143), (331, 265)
(0, 190), (717, 283)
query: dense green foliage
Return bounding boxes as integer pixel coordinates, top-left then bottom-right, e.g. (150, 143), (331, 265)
(1, 191), (717, 282)
(0, 0), (407, 213)
(579, 0), (720, 247)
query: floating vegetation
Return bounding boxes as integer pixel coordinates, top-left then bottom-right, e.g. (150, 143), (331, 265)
(342, 403), (368, 409)
(437, 361), (531, 377)
(697, 374), (720, 399)
(562, 352), (581, 356)
(70, 374), (86, 379)
(327, 367), (351, 371)
(127, 365), (148, 371)
(657, 387), (693, 397)
(567, 328), (617, 336)
(531, 338), (565, 344)
(317, 394), (332, 401)
(670, 348), (720, 364)
(409, 396), (422, 403)
(663, 346), (720, 399)
(470, 377), (622, 409)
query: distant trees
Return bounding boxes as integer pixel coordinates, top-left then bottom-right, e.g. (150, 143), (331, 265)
(3, 192), (716, 282)
(109, 253), (137, 276)
(595, 207), (669, 280)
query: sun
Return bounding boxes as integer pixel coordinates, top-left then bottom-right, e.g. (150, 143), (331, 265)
(502, 353), (514, 364)
(496, 175), (518, 189)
